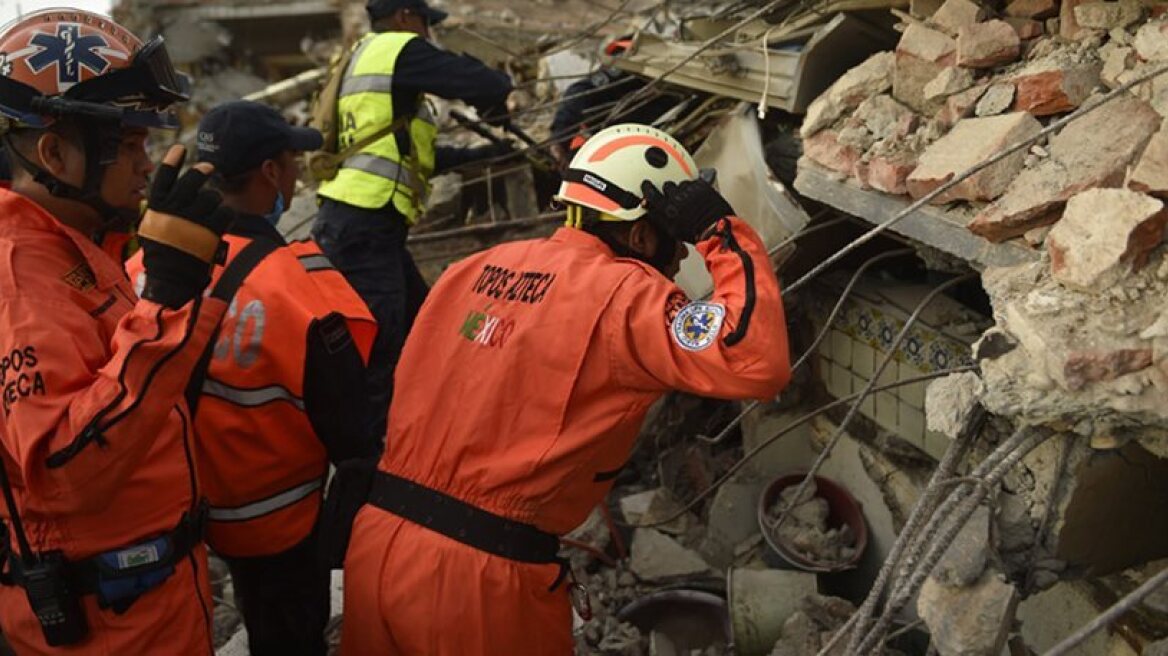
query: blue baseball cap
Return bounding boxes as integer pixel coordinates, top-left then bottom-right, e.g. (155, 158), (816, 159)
(367, 0), (448, 24)
(196, 101), (322, 178)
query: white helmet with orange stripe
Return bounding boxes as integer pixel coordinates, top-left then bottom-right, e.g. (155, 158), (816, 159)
(555, 124), (698, 224)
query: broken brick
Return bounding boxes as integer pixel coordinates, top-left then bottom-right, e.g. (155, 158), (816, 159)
(1048, 188), (1167, 291)
(868, 152), (920, 195)
(970, 95), (1161, 242)
(907, 112), (1042, 203)
(1073, 0), (1144, 28)
(1006, 0), (1058, 17)
(800, 52), (894, 138)
(932, 0), (987, 34)
(897, 23), (958, 63)
(803, 130), (864, 175)
(1011, 60), (1101, 116)
(1004, 17), (1045, 38)
(1129, 122), (1168, 199)
(957, 20), (1022, 68)
(1063, 348), (1154, 390)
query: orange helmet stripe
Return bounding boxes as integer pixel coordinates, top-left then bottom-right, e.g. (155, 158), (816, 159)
(587, 135), (694, 177)
(561, 182), (622, 212)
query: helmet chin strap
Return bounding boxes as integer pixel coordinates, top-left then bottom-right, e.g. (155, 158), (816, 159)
(4, 119), (137, 243)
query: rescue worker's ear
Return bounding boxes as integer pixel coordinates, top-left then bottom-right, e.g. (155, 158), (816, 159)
(627, 220), (657, 258)
(260, 158), (281, 188)
(35, 131), (71, 179)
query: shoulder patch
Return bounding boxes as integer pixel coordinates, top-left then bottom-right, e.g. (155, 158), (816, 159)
(671, 302), (725, 352)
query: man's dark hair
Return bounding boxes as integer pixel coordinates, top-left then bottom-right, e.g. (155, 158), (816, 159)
(578, 205), (635, 242)
(210, 170), (256, 195)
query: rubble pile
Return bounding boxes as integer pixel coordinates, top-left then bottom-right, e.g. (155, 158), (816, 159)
(768, 594), (859, 656)
(802, 1), (1168, 242)
(764, 483), (857, 567)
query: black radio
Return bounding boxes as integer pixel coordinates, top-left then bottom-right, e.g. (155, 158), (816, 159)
(20, 551), (88, 647)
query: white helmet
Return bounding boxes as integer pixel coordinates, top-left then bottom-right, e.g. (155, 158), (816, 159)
(555, 124), (698, 223)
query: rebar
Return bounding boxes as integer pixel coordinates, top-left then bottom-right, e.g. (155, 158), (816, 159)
(1042, 566), (1168, 656)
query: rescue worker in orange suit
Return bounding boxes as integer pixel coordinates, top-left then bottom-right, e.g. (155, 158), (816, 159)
(341, 124), (792, 654)
(0, 9), (235, 655)
(126, 100), (380, 656)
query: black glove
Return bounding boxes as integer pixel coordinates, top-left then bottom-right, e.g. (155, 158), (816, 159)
(640, 178), (735, 244)
(139, 147), (234, 309)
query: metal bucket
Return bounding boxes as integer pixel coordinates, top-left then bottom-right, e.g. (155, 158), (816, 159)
(726, 567), (818, 656)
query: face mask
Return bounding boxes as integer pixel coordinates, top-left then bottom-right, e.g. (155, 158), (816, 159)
(264, 190), (285, 225)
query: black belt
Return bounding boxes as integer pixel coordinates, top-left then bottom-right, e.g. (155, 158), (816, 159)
(368, 471), (567, 588)
(1, 503), (206, 595)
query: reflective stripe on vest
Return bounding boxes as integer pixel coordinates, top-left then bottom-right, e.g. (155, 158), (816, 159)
(202, 378), (305, 411)
(297, 253), (333, 272)
(317, 31), (439, 223)
(207, 478), (324, 522)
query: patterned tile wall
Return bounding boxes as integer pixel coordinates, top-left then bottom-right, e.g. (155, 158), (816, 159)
(809, 277), (986, 461)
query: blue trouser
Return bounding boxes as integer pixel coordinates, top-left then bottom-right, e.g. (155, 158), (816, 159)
(311, 198), (429, 442)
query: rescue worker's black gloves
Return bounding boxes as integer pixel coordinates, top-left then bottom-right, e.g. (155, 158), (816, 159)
(641, 178), (735, 244)
(138, 147), (235, 309)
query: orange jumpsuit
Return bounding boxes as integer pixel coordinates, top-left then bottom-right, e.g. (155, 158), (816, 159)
(342, 216), (790, 655)
(0, 189), (226, 655)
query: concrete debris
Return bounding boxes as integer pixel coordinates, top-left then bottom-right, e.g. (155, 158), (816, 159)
(768, 595), (857, 656)
(969, 94), (1160, 242)
(700, 483), (762, 568)
(933, 506), (993, 586)
(801, 52), (896, 138)
(907, 113), (1041, 203)
(897, 23), (959, 64)
(895, 53), (952, 113)
(629, 529), (711, 582)
(917, 572), (1020, 656)
(1006, 0), (1060, 18)
(925, 371), (985, 438)
(1059, 0), (1095, 39)
(804, 129), (865, 175)
(1073, 0), (1144, 29)
(925, 67), (977, 102)
(1132, 19), (1168, 61)
(956, 21), (1022, 69)
(938, 82), (990, 125)
(764, 483), (857, 566)
(997, 492), (1035, 552)
(1047, 188), (1167, 291)
(1099, 43), (1136, 88)
(1128, 120), (1168, 198)
(1005, 17), (1046, 39)
(1148, 638), (1168, 656)
(974, 82), (1016, 116)
(932, 0), (988, 35)
(854, 94), (919, 141)
(597, 622), (645, 655)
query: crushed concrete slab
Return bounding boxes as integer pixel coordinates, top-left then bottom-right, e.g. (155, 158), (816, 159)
(1006, 0), (1059, 18)
(895, 53), (951, 113)
(932, 0), (988, 35)
(1073, 0), (1144, 29)
(1129, 120), (1168, 198)
(1133, 19), (1168, 61)
(1048, 188), (1167, 291)
(925, 371), (985, 438)
(1010, 59), (1101, 116)
(630, 529), (711, 581)
(970, 94), (1160, 242)
(975, 82), (1017, 116)
(801, 52), (895, 138)
(933, 505), (993, 586)
(907, 112), (1042, 203)
(918, 572), (1020, 656)
(957, 21), (1023, 69)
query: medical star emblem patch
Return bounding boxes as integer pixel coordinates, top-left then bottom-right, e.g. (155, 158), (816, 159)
(25, 23), (111, 88)
(671, 301), (725, 352)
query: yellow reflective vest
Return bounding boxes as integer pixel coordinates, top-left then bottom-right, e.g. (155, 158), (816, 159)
(318, 31), (438, 223)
